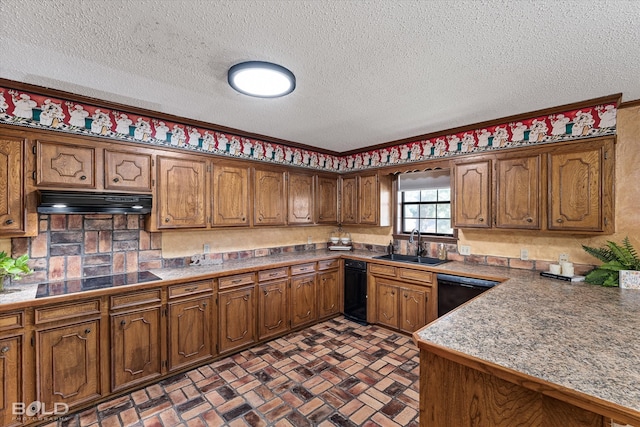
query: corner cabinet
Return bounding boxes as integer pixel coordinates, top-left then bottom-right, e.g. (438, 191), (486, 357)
(452, 137), (615, 234)
(156, 154), (208, 229)
(340, 172), (391, 226)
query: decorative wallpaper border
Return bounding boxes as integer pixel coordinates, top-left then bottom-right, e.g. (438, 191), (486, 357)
(0, 86), (616, 172)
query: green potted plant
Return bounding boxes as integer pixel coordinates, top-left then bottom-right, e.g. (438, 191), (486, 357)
(0, 251), (33, 292)
(582, 237), (640, 287)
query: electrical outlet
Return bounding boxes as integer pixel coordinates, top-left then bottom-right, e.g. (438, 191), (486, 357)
(459, 245), (471, 256)
(520, 248), (529, 261)
(203, 244), (210, 253)
(307, 236), (313, 244)
(559, 253), (569, 262)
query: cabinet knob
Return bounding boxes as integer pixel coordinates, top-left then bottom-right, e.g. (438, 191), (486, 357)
(264, 290), (268, 296)
(526, 217), (533, 223)
(113, 177), (120, 183)
(478, 217), (484, 222)
(80, 175), (87, 180)
(84, 328), (91, 334)
(120, 320), (126, 326)
(5, 219), (13, 225)
(391, 291), (395, 295)
(0, 346), (9, 353)
(202, 302), (207, 307)
(404, 293), (408, 298)
(242, 217), (246, 222)
(165, 218), (170, 222)
(556, 218), (564, 223)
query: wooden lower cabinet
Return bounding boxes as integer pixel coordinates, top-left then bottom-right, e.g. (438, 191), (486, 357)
(375, 278), (431, 333)
(0, 335), (22, 427)
(167, 294), (214, 372)
(111, 307), (162, 392)
(318, 269), (340, 319)
(258, 279), (289, 340)
(219, 286), (256, 354)
(290, 273), (318, 328)
(36, 319), (102, 409)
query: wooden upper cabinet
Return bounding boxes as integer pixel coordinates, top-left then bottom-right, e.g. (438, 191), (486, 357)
(340, 176), (358, 224)
(36, 140), (96, 188)
(254, 169), (286, 226)
(104, 149), (152, 192)
(316, 176), (338, 224)
(212, 163), (250, 226)
(453, 159), (491, 228)
(548, 138), (614, 232)
(495, 154), (541, 229)
(359, 174), (378, 224)
(156, 155), (207, 229)
(0, 136), (25, 235)
(288, 172), (314, 224)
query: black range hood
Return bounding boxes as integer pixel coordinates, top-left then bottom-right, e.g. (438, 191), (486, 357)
(38, 191), (152, 215)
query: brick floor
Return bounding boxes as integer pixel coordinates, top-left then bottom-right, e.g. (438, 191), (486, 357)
(43, 317), (420, 426)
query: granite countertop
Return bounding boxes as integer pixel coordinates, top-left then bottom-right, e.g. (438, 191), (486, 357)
(414, 267), (640, 420)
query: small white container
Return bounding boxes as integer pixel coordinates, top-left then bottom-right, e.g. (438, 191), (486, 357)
(561, 262), (574, 277)
(330, 237), (339, 244)
(340, 237), (351, 245)
(549, 264), (562, 275)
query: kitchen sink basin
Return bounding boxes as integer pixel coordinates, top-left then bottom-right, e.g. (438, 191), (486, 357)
(372, 254), (450, 266)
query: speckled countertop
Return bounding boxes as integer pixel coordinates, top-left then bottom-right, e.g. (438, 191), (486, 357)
(415, 266), (640, 421)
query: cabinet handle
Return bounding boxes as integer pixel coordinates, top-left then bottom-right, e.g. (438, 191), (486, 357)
(184, 286), (198, 292)
(5, 219), (13, 225)
(0, 346), (9, 353)
(202, 302), (207, 307)
(556, 218), (564, 223)
(264, 290), (268, 296)
(478, 217), (484, 222)
(80, 175), (87, 181)
(120, 320), (126, 326)
(113, 177), (120, 182)
(165, 218), (170, 222)
(526, 217), (533, 223)
(232, 279), (242, 284)
(84, 328), (91, 334)
(269, 272), (278, 277)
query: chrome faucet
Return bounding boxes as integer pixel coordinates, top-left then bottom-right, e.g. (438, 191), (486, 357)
(409, 228), (422, 257)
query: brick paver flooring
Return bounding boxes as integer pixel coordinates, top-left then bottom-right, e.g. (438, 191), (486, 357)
(43, 316), (420, 426)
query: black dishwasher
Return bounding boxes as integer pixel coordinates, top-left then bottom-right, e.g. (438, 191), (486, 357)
(344, 259), (367, 324)
(437, 273), (499, 317)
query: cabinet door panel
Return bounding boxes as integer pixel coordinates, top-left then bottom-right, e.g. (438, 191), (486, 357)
(254, 169), (286, 225)
(219, 286), (256, 353)
(212, 164), (250, 226)
(453, 160), (491, 228)
(37, 320), (101, 408)
(157, 156), (207, 228)
(496, 155), (541, 229)
(288, 173), (314, 224)
(168, 296), (213, 371)
(104, 149), (152, 192)
(258, 280), (289, 340)
(340, 177), (357, 224)
(318, 270), (340, 319)
(548, 146), (603, 231)
(0, 136), (25, 234)
(359, 174), (378, 224)
(291, 274), (317, 328)
(376, 282), (399, 329)
(36, 140), (96, 188)
(317, 176), (338, 223)
(111, 308), (162, 391)
(400, 287), (428, 333)
(0, 336), (22, 427)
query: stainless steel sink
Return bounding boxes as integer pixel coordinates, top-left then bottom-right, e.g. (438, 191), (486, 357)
(372, 254), (450, 266)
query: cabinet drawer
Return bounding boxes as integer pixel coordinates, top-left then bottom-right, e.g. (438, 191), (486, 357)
(0, 311), (24, 331)
(318, 259), (340, 271)
(219, 272), (256, 289)
(369, 263), (396, 277)
(35, 299), (101, 324)
(168, 281), (213, 299)
(258, 267), (288, 282)
(110, 289), (162, 310)
(291, 262), (316, 275)
(398, 268), (433, 284)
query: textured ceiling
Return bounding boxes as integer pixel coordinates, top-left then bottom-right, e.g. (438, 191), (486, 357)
(1, 0), (638, 153)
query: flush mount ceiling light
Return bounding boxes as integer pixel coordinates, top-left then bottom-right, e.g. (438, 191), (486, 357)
(228, 61), (296, 98)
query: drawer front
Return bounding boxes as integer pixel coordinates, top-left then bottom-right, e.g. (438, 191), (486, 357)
(0, 311), (24, 331)
(35, 299), (101, 324)
(219, 272), (256, 289)
(369, 263), (397, 277)
(291, 262), (316, 276)
(398, 268), (433, 284)
(168, 281), (213, 299)
(318, 259), (340, 271)
(110, 289), (162, 310)
(258, 267), (288, 282)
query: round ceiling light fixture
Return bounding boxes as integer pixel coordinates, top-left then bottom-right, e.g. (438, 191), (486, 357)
(228, 61), (296, 98)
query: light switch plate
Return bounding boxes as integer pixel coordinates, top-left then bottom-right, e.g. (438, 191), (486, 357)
(559, 253), (569, 262)
(520, 248), (529, 261)
(459, 245), (471, 256)
(203, 244), (210, 253)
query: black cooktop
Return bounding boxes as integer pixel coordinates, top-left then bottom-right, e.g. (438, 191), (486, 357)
(35, 271), (162, 298)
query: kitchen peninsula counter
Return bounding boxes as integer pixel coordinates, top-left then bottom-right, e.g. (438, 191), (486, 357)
(413, 267), (640, 426)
